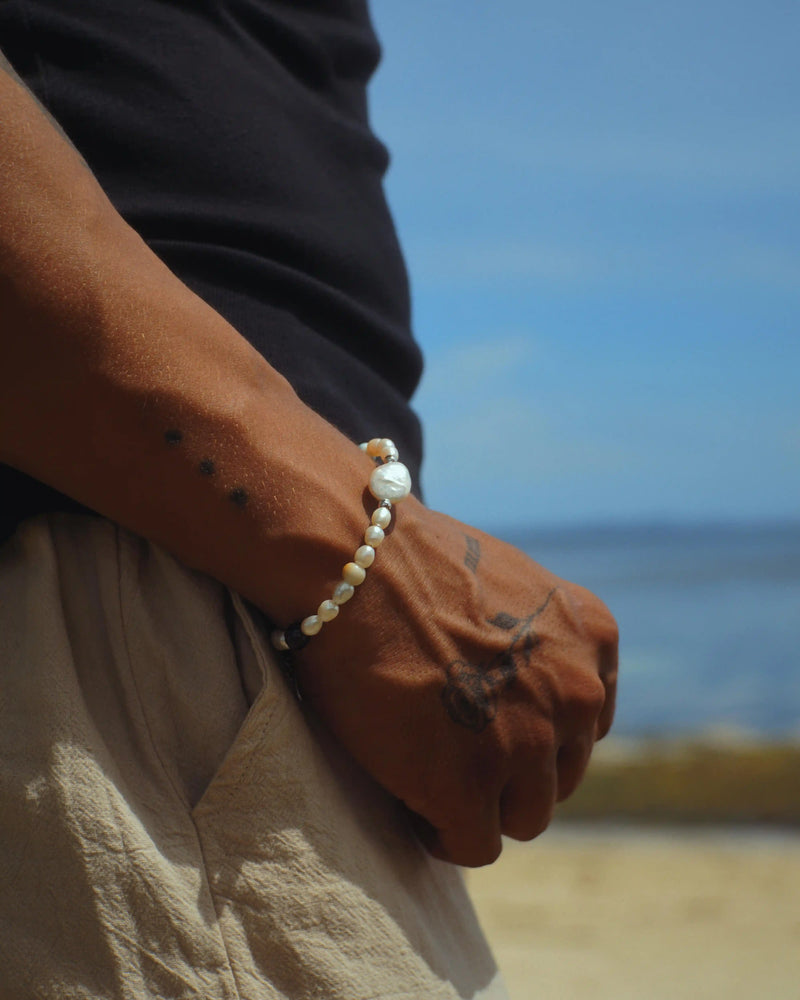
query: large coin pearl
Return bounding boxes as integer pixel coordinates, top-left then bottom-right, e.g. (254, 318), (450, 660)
(369, 462), (412, 503)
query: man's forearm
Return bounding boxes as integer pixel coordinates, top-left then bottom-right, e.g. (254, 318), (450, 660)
(0, 47), (91, 167)
(0, 56), (375, 625)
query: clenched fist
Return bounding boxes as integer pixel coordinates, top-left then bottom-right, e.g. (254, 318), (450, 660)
(296, 496), (618, 867)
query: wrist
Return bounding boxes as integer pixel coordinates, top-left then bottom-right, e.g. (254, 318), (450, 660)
(231, 400), (378, 626)
(269, 438), (412, 650)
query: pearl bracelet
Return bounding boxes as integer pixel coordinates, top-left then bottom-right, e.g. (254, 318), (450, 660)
(270, 437), (412, 653)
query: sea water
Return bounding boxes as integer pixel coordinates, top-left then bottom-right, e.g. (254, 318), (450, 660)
(501, 522), (800, 739)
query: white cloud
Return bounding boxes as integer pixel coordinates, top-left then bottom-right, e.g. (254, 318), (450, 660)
(491, 125), (800, 194)
(418, 388), (631, 517)
(409, 242), (606, 286)
(384, 115), (800, 195)
(418, 332), (538, 397)
(406, 236), (800, 294)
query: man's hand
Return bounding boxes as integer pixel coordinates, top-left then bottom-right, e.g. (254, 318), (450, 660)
(297, 498), (618, 867)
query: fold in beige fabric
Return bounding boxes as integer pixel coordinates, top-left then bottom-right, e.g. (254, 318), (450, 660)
(0, 514), (508, 1000)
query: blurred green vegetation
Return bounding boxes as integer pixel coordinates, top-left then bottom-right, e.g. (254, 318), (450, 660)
(558, 741), (800, 826)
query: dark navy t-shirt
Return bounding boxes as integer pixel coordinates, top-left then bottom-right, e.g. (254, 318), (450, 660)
(0, 0), (423, 541)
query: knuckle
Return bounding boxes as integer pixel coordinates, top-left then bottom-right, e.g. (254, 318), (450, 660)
(565, 671), (606, 728)
(586, 596), (619, 649)
(563, 582), (619, 648)
(586, 671), (608, 713)
(598, 612), (620, 651)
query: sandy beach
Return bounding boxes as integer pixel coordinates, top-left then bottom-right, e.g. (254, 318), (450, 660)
(466, 825), (800, 1000)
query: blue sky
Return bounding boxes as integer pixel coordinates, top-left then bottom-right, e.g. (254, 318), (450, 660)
(369, 0), (800, 532)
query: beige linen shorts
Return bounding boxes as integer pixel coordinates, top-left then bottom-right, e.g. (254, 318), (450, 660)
(0, 514), (508, 1000)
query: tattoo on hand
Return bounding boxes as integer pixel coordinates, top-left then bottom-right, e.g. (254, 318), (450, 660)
(464, 535), (481, 574)
(441, 588), (558, 732)
(163, 428), (248, 508)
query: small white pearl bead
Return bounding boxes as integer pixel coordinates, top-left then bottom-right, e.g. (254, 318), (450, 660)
(301, 615), (323, 636)
(332, 581), (355, 605)
(359, 442), (368, 451)
(318, 600), (339, 622)
(366, 438), (383, 457)
(371, 507), (392, 529)
(369, 462), (412, 503)
(342, 562), (366, 586)
(354, 544), (375, 568)
(365, 525), (385, 546)
(271, 630), (289, 651)
(377, 438), (397, 461)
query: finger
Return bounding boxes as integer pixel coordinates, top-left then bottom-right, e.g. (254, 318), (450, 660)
(558, 670), (606, 746)
(498, 752), (557, 842)
(409, 801), (503, 868)
(595, 635), (618, 740)
(555, 737), (594, 802)
(562, 581), (619, 741)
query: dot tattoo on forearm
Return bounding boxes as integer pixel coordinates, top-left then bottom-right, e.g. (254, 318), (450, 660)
(228, 487), (249, 508)
(163, 428), (248, 508)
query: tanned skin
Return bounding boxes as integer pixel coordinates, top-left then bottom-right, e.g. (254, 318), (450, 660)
(0, 53), (617, 867)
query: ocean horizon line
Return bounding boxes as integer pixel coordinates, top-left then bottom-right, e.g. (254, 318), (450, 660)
(491, 516), (800, 547)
